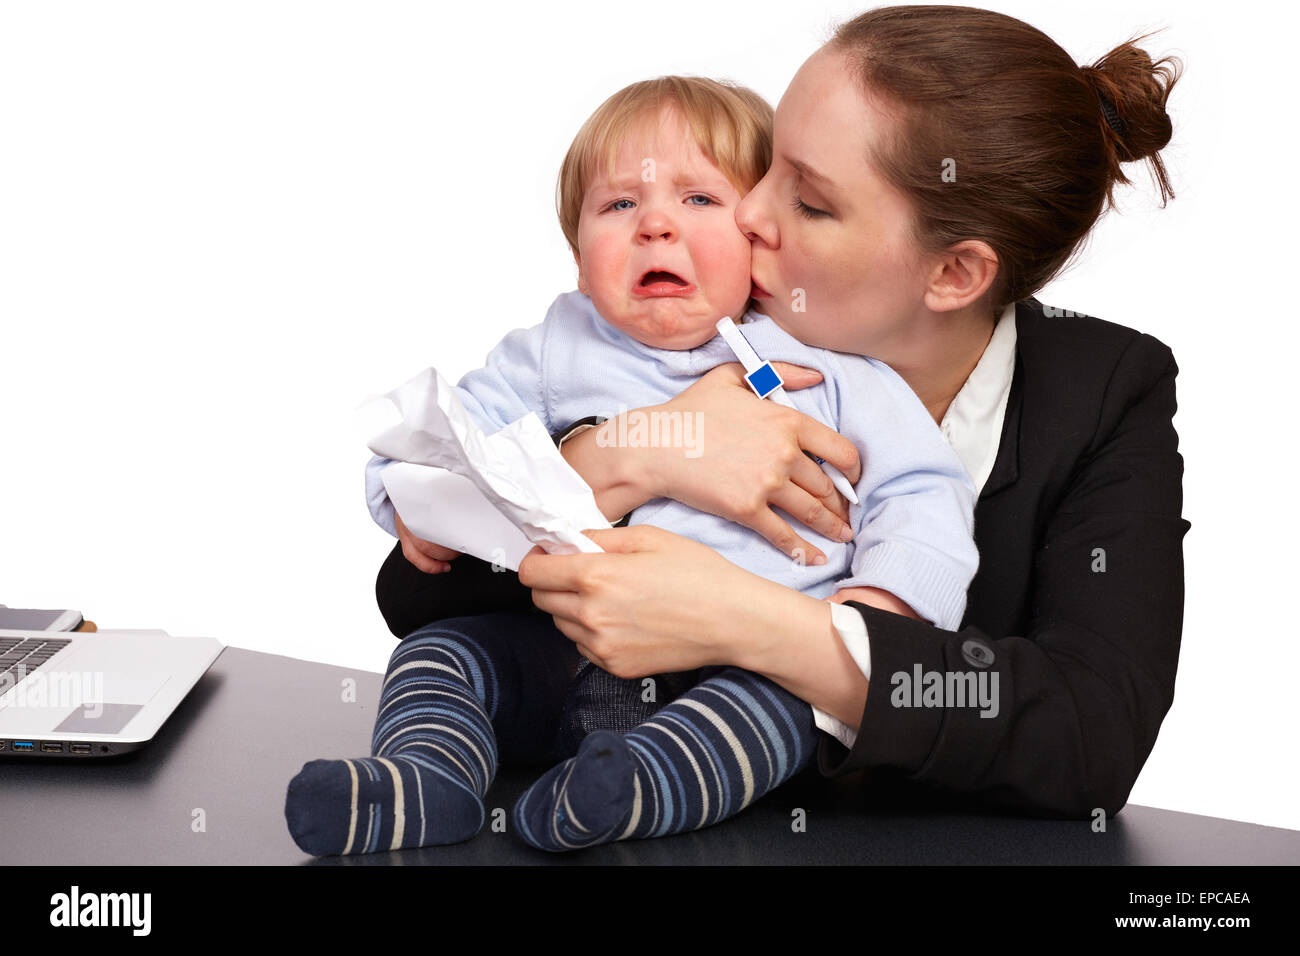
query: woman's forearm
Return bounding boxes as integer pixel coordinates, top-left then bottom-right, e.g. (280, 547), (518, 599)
(729, 580), (870, 731)
(554, 365), (858, 560)
(558, 413), (662, 522)
(519, 522), (871, 728)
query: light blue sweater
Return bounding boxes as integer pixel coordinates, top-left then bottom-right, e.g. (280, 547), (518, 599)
(366, 290), (978, 629)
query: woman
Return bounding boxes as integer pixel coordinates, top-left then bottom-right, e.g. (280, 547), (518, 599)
(380, 5), (1188, 821)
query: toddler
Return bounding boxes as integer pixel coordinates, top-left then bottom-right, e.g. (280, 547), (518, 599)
(285, 76), (978, 855)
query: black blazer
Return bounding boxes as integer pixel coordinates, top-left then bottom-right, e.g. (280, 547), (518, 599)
(374, 297), (1190, 819)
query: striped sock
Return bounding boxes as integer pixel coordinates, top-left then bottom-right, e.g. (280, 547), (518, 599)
(284, 626), (503, 856)
(511, 667), (816, 852)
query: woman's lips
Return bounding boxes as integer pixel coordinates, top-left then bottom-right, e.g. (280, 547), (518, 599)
(751, 279), (772, 298)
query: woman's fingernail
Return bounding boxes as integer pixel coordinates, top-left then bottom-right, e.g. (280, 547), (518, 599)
(839, 525), (854, 542)
(813, 554), (827, 566)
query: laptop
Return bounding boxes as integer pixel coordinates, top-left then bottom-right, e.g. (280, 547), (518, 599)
(0, 628), (223, 758)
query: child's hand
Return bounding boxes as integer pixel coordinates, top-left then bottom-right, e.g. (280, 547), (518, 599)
(395, 511), (462, 574)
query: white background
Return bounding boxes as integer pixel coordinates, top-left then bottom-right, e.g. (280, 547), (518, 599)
(2, 1), (1296, 832)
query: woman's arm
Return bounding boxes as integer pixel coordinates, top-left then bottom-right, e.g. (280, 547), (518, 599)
(521, 333), (1189, 819)
(820, 334), (1189, 818)
(374, 360), (863, 632)
(516, 523), (874, 728)
(558, 361), (862, 562)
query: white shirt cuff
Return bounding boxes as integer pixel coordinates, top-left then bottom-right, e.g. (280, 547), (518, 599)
(810, 601), (873, 750)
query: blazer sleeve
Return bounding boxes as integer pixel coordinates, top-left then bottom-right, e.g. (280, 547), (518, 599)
(818, 333), (1190, 818)
(375, 540), (536, 638)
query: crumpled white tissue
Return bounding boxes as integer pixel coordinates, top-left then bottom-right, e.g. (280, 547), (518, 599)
(359, 367), (609, 571)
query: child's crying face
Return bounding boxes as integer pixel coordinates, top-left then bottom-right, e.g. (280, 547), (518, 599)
(575, 106), (754, 351)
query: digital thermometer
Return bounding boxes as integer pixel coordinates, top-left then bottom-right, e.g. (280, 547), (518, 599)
(715, 316), (859, 506)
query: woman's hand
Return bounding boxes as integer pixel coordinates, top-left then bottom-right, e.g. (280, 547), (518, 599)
(560, 362), (862, 565)
(519, 525), (775, 678)
(520, 525), (871, 728)
(394, 511), (462, 574)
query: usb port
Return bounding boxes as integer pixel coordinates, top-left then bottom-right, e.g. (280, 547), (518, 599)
(13, 741), (34, 751)
(70, 744), (91, 755)
(41, 742), (63, 753)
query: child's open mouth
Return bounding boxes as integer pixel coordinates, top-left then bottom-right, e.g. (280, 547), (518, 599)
(634, 270), (695, 297)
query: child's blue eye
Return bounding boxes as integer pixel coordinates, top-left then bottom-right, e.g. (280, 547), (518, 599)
(609, 199), (635, 211)
(686, 195), (715, 206)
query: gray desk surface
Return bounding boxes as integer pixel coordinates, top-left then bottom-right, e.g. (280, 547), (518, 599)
(3, 646), (1297, 866)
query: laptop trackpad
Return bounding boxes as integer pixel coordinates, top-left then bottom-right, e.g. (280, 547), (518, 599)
(46, 671), (169, 734)
(54, 702), (145, 734)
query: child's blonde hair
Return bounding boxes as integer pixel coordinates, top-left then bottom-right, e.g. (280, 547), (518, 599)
(557, 76), (774, 258)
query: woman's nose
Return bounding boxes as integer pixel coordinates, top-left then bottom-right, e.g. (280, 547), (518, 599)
(736, 181), (776, 246)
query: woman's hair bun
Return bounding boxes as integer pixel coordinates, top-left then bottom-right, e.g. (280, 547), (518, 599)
(827, 7), (1184, 308)
(1081, 32), (1183, 202)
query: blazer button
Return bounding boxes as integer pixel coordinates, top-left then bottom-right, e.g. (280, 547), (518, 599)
(961, 639), (995, 668)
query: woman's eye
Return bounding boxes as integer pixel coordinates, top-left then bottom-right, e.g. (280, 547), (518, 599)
(791, 195), (830, 220)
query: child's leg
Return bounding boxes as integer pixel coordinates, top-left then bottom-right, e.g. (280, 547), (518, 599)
(556, 659), (666, 752)
(284, 610), (577, 856)
(512, 666), (816, 852)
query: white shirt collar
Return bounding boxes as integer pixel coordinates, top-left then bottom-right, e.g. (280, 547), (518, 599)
(938, 301), (1018, 496)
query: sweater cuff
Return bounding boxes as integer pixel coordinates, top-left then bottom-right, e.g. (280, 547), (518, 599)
(816, 601), (948, 778)
(837, 539), (971, 631)
(365, 455), (399, 538)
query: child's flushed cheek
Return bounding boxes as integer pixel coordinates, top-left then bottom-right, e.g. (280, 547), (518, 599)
(691, 227), (754, 316)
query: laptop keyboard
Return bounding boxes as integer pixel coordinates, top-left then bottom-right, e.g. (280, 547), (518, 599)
(0, 636), (72, 683)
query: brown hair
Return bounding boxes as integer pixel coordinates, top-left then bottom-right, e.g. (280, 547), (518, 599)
(828, 5), (1183, 313)
(556, 76), (774, 258)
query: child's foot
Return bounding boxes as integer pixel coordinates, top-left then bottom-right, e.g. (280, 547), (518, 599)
(285, 754), (484, 856)
(512, 730), (638, 852)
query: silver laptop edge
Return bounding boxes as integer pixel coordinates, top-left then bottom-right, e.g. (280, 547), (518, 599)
(0, 628), (224, 758)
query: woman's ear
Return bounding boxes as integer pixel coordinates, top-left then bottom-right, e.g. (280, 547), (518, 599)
(923, 239), (998, 314)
